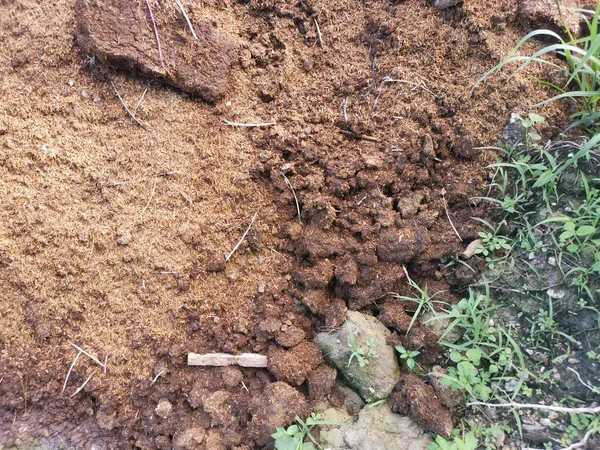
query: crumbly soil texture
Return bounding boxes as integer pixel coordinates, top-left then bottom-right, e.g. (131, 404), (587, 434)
(0, 0), (566, 448)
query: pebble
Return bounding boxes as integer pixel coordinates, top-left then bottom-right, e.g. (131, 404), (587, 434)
(258, 283), (265, 294)
(504, 380), (519, 392)
(434, 0), (463, 10)
(548, 257), (556, 266)
(81, 90), (90, 99)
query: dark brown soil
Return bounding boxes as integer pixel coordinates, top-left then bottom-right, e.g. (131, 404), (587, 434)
(0, 0), (568, 448)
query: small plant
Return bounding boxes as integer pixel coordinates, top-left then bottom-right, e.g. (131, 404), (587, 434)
(395, 345), (420, 371)
(347, 326), (379, 368)
(271, 413), (341, 450)
(428, 430), (478, 450)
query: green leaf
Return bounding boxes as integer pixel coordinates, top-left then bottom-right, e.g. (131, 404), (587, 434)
(567, 243), (579, 253)
(287, 425), (299, 435)
(532, 170), (555, 188)
(576, 225), (596, 237)
(466, 348), (482, 365)
(528, 113), (545, 123)
(274, 435), (301, 450)
(450, 351), (463, 363)
(488, 364), (499, 374)
(407, 358), (415, 370)
(463, 432), (478, 450)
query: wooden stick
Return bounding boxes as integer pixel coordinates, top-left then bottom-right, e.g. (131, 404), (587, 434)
(174, 0), (197, 39)
(226, 212), (258, 262)
(187, 352), (268, 368)
(222, 119), (275, 128)
(339, 130), (379, 142)
(280, 172), (302, 223)
(111, 81), (146, 128)
(144, 0), (165, 69)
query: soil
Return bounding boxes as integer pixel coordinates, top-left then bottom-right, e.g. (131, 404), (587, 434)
(0, 0), (569, 448)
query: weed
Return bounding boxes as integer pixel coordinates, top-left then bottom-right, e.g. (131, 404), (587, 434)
(271, 413), (342, 450)
(346, 325), (378, 368)
(395, 345), (420, 371)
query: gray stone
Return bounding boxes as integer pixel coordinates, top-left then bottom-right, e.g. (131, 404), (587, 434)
(320, 404), (430, 450)
(435, 0), (463, 9)
(315, 311), (400, 402)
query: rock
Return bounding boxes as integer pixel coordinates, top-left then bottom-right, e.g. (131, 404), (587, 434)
(267, 341), (323, 385)
(319, 407), (354, 449)
(322, 403), (430, 450)
(518, 0), (584, 37)
(377, 227), (431, 264)
(173, 428), (207, 450)
(390, 374), (453, 437)
(315, 311), (401, 402)
(378, 300), (414, 333)
(363, 154), (383, 170)
(155, 399), (172, 419)
(75, 0), (237, 102)
(397, 192), (424, 219)
(499, 112), (527, 147)
(275, 325), (306, 348)
(249, 382), (309, 447)
(307, 364), (338, 400)
(434, 0), (463, 9)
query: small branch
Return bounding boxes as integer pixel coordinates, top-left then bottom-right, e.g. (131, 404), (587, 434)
(110, 81), (146, 128)
(69, 343), (107, 370)
(63, 351), (82, 393)
(467, 401), (600, 415)
(174, 0), (197, 39)
(222, 119), (275, 128)
(144, 0), (165, 69)
(561, 429), (595, 450)
(441, 188), (463, 242)
(226, 212), (258, 262)
(188, 352), (268, 368)
(280, 172), (302, 223)
(149, 369), (164, 387)
(314, 18), (323, 48)
(70, 372), (95, 398)
(382, 76), (439, 98)
(339, 129), (379, 142)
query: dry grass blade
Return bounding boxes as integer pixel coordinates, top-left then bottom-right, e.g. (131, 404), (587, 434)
(141, 176), (158, 218)
(314, 18), (323, 48)
(149, 369), (164, 387)
(280, 171), (302, 223)
(111, 81), (146, 129)
(70, 372), (95, 398)
(69, 343), (106, 369)
(222, 119), (275, 128)
(174, 0), (197, 39)
(226, 212), (258, 262)
(144, 0), (165, 69)
(441, 188), (463, 242)
(62, 351), (82, 393)
(133, 88), (148, 115)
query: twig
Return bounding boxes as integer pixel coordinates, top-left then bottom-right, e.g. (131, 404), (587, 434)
(357, 195), (367, 206)
(70, 372), (95, 398)
(174, 0), (197, 39)
(342, 96), (349, 123)
(134, 88), (148, 115)
(340, 130), (379, 142)
(149, 369), (164, 387)
(314, 18), (323, 48)
(382, 76), (439, 98)
(110, 81), (146, 128)
(144, 0), (165, 69)
(441, 188), (463, 242)
(467, 401), (600, 415)
(141, 176), (158, 218)
(567, 367), (600, 394)
(103, 355), (108, 374)
(280, 172), (301, 223)
(63, 351), (82, 393)
(69, 343), (107, 370)
(222, 119), (275, 128)
(226, 212), (258, 262)
(561, 429), (596, 450)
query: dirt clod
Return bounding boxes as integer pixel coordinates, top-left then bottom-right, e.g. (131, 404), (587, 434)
(390, 374), (453, 437)
(75, 0), (237, 102)
(378, 300), (414, 333)
(173, 428), (207, 450)
(267, 341), (323, 385)
(307, 364), (338, 401)
(155, 399), (173, 419)
(249, 382), (309, 447)
(275, 325), (306, 348)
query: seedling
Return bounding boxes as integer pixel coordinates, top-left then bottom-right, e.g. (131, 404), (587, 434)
(346, 325), (379, 368)
(271, 413), (343, 450)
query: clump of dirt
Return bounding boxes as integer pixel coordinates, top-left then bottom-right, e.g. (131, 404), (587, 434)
(0, 0), (569, 447)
